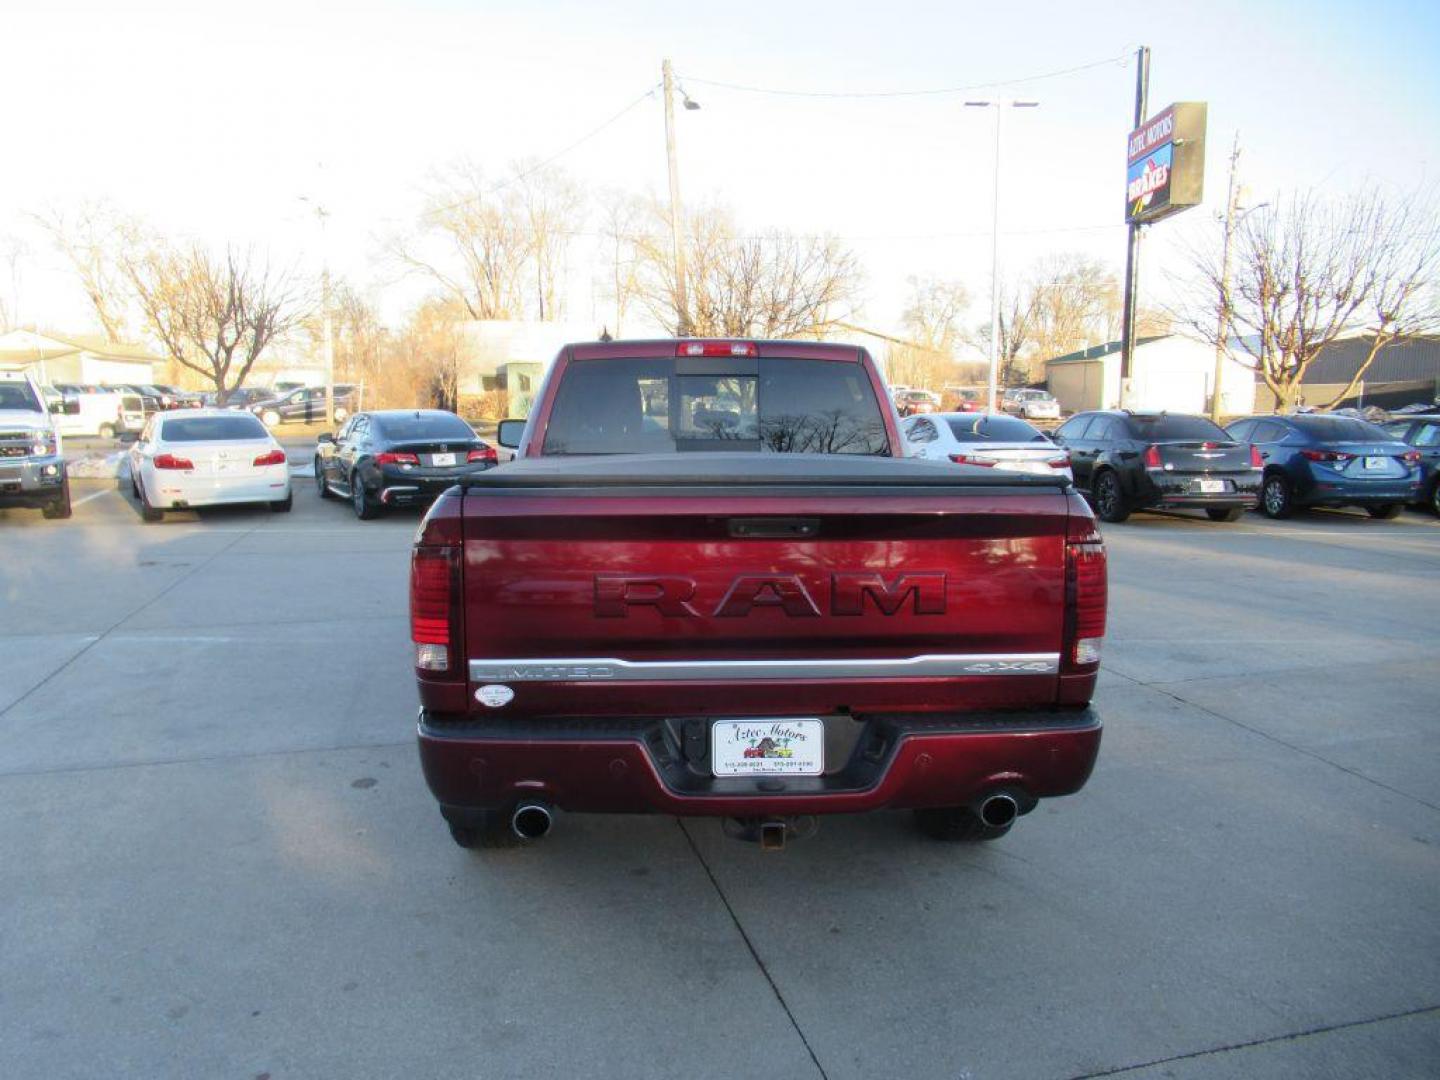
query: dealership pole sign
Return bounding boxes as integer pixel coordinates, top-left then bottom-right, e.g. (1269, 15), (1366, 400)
(1126, 101), (1207, 224)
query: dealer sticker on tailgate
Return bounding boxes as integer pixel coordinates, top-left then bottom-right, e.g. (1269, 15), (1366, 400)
(712, 719), (824, 777)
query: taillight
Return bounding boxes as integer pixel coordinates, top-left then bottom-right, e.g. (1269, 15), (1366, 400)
(1142, 444), (1163, 469)
(949, 453), (997, 467)
(1249, 445), (1263, 468)
(467, 446), (498, 464)
(1047, 455), (1071, 469)
(153, 453), (194, 470)
(376, 451), (420, 466)
(252, 448), (287, 467)
(1301, 449), (1353, 463)
(410, 547), (455, 672)
(1401, 450), (1421, 464)
(1064, 512), (1107, 670)
(676, 340), (758, 357)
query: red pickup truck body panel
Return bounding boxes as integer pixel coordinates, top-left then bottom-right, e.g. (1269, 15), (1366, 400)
(413, 341), (1103, 828)
(458, 490), (1068, 717)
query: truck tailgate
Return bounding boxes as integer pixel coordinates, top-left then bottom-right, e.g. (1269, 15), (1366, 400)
(459, 456), (1073, 718)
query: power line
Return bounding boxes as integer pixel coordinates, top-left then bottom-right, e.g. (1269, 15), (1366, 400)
(422, 85), (659, 219)
(679, 51), (1131, 100)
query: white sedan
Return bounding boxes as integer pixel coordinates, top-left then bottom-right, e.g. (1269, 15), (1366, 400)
(129, 410), (292, 521)
(902, 412), (1073, 480)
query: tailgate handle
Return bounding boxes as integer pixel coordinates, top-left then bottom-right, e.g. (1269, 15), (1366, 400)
(728, 517), (820, 539)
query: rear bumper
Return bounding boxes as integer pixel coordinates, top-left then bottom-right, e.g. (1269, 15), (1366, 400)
(1138, 472), (1260, 510)
(417, 706), (1102, 817)
(1295, 479), (1421, 506)
(151, 466), (290, 508)
(373, 466), (492, 504)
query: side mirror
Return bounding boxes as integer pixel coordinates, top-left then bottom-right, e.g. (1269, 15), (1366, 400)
(317, 432), (335, 444)
(496, 418), (525, 450)
(49, 399), (65, 414)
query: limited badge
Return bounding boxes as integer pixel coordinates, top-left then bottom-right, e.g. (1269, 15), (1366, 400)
(475, 684), (515, 708)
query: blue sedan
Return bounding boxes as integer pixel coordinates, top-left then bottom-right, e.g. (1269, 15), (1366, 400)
(1225, 414), (1422, 519)
(1382, 414), (1440, 516)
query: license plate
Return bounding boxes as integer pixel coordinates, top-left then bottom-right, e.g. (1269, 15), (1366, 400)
(1198, 479), (1225, 493)
(1364, 456), (1387, 471)
(431, 452), (456, 467)
(712, 719), (824, 777)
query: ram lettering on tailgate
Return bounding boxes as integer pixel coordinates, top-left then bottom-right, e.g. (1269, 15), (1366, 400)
(593, 572), (947, 618)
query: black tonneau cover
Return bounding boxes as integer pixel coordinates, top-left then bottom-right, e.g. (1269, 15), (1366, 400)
(463, 452), (1071, 490)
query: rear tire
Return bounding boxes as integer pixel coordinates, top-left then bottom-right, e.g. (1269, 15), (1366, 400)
(1093, 470), (1131, 523)
(1262, 473), (1294, 519)
(98, 422), (115, 440)
(1366, 503), (1402, 520)
(1430, 478), (1440, 517)
(138, 477), (163, 523)
(1206, 507), (1244, 522)
(447, 811), (519, 850)
(269, 493), (293, 513)
(315, 458), (334, 499)
(351, 470), (382, 520)
(261, 410), (281, 428)
(42, 480), (72, 520)
(913, 807), (1012, 843)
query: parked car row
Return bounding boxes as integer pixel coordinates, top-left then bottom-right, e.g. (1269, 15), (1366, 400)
(111, 406), (497, 523)
(1050, 410), (1425, 523)
(902, 405), (1433, 524)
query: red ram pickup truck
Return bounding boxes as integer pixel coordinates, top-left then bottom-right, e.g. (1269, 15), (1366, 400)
(411, 339), (1105, 850)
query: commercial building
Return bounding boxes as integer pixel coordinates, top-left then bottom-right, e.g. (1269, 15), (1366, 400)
(0, 329), (164, 386)
(1045, 334), (1255, 417)
(1249, 334), (1440, 411)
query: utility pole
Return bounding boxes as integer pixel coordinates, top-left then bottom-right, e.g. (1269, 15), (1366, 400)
(987, 103), (1002, 414)
(1118, 45), (1150, 406)
(965, 99), (1039, 413)
(662, 59), (690, 336)
(1211, 133), (1242, 423)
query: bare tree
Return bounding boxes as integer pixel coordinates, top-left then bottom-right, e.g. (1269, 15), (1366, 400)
(595, 189), (647, 337)
(301, 279), (388, 385)
(33, 201), (136, 341)
(515, 161), (584, 321)
(390, 160), (585, 323)
(0, 232), (27, 332)
(124, 242), (308, 401)
(1182, 188), (1440, 410)
(901, 276), (970, 354)
(638, 205), (862, 338)
(1025, 254), (1121, 361)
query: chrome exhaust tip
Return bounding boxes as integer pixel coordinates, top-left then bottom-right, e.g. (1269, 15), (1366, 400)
(977, 792), (1020, 829)
(511, 801), (553, 840)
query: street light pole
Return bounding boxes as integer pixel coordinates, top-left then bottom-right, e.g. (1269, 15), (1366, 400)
(298, 195), (335, 424)
(965, 100), (1038, 413)
(662, 59), (690, 336)
(1211, 134), (1242, 424)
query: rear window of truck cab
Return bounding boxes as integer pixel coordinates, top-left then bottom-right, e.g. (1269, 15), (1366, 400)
(541, 356), (889, 456)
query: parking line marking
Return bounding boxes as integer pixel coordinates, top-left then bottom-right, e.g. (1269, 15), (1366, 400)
(72, 488), (116, 508)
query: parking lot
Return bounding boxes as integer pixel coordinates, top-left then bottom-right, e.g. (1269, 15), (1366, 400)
(3, 467), (1439, 1080)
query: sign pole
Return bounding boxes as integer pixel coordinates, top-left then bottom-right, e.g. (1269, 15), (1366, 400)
(1119, 45), (1150, 405)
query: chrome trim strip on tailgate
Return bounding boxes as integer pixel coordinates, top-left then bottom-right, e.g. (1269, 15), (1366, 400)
(469, 653), (1060, 682)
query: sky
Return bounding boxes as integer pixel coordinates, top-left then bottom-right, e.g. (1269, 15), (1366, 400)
(2, 0), (1438, 346)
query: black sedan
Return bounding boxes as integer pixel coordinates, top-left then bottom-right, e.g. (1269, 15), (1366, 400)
(314, 409), (497, 519)
(1052, 410), (1262, 523)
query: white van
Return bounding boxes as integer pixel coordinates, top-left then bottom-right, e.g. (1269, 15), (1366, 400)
(44, 389), (133, 439)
